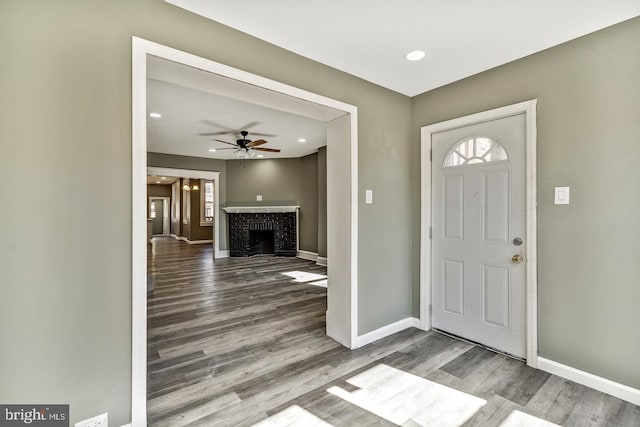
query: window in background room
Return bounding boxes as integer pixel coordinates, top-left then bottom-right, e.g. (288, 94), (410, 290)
(201, 180), (214, 226)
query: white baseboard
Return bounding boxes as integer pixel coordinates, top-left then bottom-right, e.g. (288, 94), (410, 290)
(353, 317), (421, 349)
(537, 357), (640, 406)
(297, 250), (318, 262)
(316, 256), (327, 266)
(170, 233), (178, 239)
(216, 250), (229, 259)
(186, 239), (213, 245)
(176, 236), (187, 241)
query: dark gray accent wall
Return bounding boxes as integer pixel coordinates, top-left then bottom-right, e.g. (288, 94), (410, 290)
(411, 17), (640, 389)
(226, 156), (322, 253)
(226, 158), (301, 206)
(317, 147), (327, 258)
(189, 184), (213, 241)
(299, 153), (319, 253)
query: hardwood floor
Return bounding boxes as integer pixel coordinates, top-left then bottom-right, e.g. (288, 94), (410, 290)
(147, 238), (640, 426)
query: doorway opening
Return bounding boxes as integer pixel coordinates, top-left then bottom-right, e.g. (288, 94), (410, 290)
(132, 37), (358, 425)
(148, 196), (170, 236)
(420, 100), (538, 367)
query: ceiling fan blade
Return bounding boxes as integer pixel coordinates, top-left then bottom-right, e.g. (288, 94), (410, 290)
(246, 139), (267, 147)
(213, 139), (238, 147)
(253, 147), (281, 153)
(199, 131), (234, 136)
(239, 121), (260, 131)
(202, 120), (234, 131)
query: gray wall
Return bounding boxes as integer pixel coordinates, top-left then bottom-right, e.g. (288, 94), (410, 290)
(299, 153), (319, 253)
(411, 17), (640, 389)
(226, 155), (322, 253)
(317, 147), (328, 258)
(226, 158), (301, 206)
(1, 0), (414, 414)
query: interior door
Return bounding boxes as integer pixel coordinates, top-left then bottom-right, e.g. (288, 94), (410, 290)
(432, 114), (526, 358)
(151, 199), (164, 235)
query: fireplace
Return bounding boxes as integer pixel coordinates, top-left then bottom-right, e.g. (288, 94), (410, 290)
(223, 206), (299, 257)
(249, 230), (274, 255)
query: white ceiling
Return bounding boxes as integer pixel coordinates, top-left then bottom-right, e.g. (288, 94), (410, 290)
(166, 0), (640, 96)
(147, 80), (327, 159)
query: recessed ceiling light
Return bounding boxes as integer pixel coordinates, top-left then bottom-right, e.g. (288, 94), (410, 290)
(149, 112), (162, 118)
(161, 176), (166, 180)
(209, 148), (217, 152)
(257, 154), (264, 158)
(298, 138), (307, 143)
(406, 50), (426, 61)
(155, 181), (160, 184)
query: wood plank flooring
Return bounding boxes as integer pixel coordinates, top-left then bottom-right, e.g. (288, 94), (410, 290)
(147, 237), (640, 426)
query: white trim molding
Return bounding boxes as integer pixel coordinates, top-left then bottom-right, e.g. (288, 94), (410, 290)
(222, 205), (299, 213)
(133, 36), (358, 427)
(316, 256), (328, 267)
(186, 239), (213, 245)
(538, 357), (640, 406)
(354, 317), (421, 349)
(297, 250), (318, 262)
(420, 100), (538, 367)
(217, 250), (229, 258)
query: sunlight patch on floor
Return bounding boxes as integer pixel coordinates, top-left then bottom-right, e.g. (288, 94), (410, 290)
(252, 405), (333, 427)
(327, 363), (486, 426)
(499, 410), (561, 427)
(282, 271), (327, 283)
(308, 279), (328, 288)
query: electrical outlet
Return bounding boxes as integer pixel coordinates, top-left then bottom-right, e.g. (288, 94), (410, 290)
(75, 412), (108, 427)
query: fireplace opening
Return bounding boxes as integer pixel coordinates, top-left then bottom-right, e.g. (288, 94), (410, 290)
(249, 230), (275, 256)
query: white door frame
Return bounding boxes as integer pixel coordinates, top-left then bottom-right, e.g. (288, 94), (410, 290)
(132, 37), (359, 426)
(148, 168), (221, 253)
(420, 100), (538, 367)
(148, 196), (170, 235)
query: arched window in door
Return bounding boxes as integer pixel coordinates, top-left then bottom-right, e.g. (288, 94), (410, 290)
(443, 136), (508, 168)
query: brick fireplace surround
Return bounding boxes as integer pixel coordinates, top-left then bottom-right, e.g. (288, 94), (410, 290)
(223, 206), (300, 257)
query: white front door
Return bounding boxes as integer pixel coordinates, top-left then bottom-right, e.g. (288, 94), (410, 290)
(432, 113), (526, 358)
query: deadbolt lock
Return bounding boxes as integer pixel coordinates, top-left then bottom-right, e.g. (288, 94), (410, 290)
(511, 254), (524, 264)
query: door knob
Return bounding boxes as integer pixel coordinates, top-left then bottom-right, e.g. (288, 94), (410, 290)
(511, 254), (524, 264)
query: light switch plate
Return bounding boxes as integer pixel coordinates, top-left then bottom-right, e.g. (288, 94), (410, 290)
(256, 195), (262, 201)
(365, 189), (373, 204)
(554, 187), (570, 205)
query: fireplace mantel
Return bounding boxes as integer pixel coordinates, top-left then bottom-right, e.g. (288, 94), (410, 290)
(223, 206), (300, 214)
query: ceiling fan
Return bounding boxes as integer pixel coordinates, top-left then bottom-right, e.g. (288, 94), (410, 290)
(210, 130), (281, 158)
(199, 121), (276, 137)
